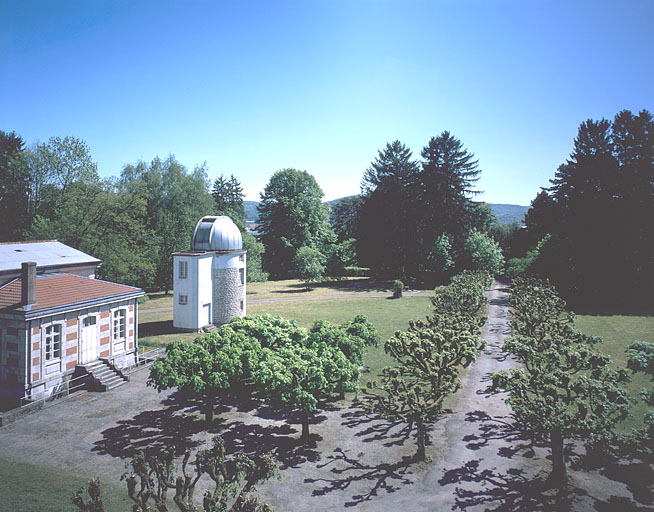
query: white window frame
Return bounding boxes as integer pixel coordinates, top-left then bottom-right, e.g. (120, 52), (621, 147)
(179, 260), (188, 279)
(44, 323), (62, 362)
(112, 308), (127, 352)
(179, 294), (188, 305)
(239, 268), (245, 285)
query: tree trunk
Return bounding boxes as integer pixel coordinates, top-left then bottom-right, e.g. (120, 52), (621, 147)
(301, 410), (310, 441)
(204, 392), (215, 424)
(549, 429), (567, 488)
(415, 416), (426, 461)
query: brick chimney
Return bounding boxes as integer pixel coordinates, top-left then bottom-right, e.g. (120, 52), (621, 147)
(21, 262), (37, 305)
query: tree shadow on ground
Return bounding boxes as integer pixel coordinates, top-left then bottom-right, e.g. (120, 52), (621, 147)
(93, 387), (329, 471)
(139, 319), (187, 337)
(304, 448), (415, 507)
(341, 400), (416, 448)
(580, 456), (654, 508)
(295, 400), (420, 506)
(215, 419), (322, 470)
(446, 410), (654, 511)
(92, 390), (206, 458)
(439, 459), (588, 511)
(461, 410), (534, 457)
(269, 278), (393, 295)
(439, 410), (588, 511)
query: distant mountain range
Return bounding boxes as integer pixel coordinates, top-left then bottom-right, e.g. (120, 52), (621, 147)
(244, 199), (529, 226)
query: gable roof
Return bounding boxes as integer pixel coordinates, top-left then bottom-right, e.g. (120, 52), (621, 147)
(0, 240), (101, 273)
(0, 274), (143, 319)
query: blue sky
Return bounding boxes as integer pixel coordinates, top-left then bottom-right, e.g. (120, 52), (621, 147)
(1, 1), (652, 205)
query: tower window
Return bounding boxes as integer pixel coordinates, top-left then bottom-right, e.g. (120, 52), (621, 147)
(179, 260), (188, 279)
(239, 268), (245, 285)
(179, 294), (188, 305)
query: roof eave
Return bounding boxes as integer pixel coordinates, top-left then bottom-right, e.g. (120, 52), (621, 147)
(2, 289), (144, 320)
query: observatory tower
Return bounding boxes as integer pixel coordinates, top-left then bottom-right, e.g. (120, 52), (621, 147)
(172, 216), (246, 330)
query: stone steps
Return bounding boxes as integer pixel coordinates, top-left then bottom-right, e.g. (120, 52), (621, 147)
(81, 360), (128, 391)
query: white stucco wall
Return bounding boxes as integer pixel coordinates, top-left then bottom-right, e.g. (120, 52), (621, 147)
(173, 250), (246, 330)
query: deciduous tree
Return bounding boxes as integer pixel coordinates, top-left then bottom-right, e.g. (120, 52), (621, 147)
(257, 169), (333, 279)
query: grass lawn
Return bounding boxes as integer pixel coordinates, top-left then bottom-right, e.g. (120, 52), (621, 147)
(0, 456), (132, 512)
(575, 314), (654, 431)
(138, 277), (422, 312)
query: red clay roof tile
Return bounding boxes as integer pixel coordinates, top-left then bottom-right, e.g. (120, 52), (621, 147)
(0, 274), (142, 313)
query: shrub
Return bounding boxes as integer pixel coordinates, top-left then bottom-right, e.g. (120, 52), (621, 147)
(392, 280), (404, 298)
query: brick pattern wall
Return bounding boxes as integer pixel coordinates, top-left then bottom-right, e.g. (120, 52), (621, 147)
(2, 299), (139, 401)
(0, 319), (25, 385)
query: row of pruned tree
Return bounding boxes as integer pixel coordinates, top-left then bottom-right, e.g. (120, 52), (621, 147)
(364, 271), (491, 460)
(148, 314), (380, 439)
(490, 277), (644, 488)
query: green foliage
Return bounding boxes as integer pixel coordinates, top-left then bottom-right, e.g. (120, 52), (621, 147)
(427, 233), (454, 275)
(463, 229), (504, 276)
(242, 232), (268, 283)
(324, 238), (358, 278)
(212, 173), (246, 225)
(365, 275), (485, 460)
(0, 131), (29, 241)
(329, 195), (364, 243)
(257, 168), (334, 280)
(626, 340), (654, 458)
(293, 246), (326, 290)
(523, 109), (654, 312)
(490, 277), (631, 486)
(358, 133), (489, 280)
(392, 280), (404, 298)
(149, 314), (378, 439)
(357, 140), (420, 279)
(432, 270), (491, 318)
(308, 315), (379, 367)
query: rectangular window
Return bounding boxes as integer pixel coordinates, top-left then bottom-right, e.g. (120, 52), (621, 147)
(239, 254), (245, 262)
(179, 260), (188, 279)
(179, 294), (188, 305)
(113, 309), (126, 341)
(44, 324), (62, 361)
(240, 300), (244, 313)
(239, 268), (245, 285)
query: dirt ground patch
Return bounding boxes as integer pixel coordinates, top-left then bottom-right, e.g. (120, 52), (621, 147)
(0, 281), (651, 511)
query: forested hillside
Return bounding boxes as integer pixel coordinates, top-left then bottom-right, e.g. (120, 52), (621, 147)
(245, 198), (527, 225)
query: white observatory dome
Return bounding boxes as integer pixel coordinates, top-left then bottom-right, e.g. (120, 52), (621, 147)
(190, 216), (243, 251)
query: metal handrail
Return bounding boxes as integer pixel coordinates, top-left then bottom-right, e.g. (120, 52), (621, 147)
(19, 371), (90, 408)
(13, 345), (166, 411)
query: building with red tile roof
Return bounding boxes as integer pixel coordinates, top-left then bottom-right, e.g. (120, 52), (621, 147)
(0, 256), (143, 408)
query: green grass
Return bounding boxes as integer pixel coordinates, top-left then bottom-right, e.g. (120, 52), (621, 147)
(0, 456), (132, 512)
(575, 314), (654, 431)
(139, 277), (425, 312)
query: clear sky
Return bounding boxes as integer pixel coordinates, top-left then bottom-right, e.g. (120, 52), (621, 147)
(1, 0), (652, 205)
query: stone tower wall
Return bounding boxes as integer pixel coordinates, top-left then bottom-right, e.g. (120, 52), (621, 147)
(212, 268), (244, 324)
